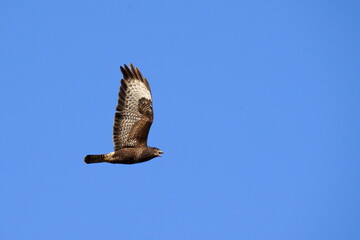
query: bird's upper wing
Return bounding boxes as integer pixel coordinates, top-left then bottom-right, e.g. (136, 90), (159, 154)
(113, 64), (154, 151)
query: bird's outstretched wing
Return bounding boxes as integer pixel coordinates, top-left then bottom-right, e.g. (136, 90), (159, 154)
(113, 64), (153, 150)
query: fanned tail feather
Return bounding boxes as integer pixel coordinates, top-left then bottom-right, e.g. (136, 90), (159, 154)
(84, 154), (106, 164)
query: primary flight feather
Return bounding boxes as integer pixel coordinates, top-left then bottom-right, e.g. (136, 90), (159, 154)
(84, 64), (163, 164)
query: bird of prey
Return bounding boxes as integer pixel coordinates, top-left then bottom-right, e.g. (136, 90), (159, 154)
(84, 64), (163, 164)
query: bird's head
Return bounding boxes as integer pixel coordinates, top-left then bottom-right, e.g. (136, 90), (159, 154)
(151, 147), (164, 157)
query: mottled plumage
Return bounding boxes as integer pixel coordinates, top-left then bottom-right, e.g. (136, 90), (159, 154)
(84, 64), (163, 164)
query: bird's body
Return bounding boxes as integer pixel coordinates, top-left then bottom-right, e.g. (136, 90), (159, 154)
(85, 147), (160, 164)
(84, 64), (163, 164)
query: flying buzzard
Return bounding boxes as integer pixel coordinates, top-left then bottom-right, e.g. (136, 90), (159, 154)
(84, 64), (163, 164)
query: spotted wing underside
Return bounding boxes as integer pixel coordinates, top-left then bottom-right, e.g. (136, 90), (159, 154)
(113, 64), (153, 151)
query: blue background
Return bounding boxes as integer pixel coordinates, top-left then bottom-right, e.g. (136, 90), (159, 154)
(1, 1), (359, 239)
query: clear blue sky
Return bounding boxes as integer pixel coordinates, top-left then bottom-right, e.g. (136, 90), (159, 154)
(1, 1), (359, 239)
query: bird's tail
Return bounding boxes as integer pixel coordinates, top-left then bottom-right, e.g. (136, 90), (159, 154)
(84, 154), (106, 164)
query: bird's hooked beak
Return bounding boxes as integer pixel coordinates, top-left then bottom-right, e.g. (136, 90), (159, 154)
(157, 149), (164, 157)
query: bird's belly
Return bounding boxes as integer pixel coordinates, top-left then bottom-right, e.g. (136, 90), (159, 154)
(109, 149), (140, 164)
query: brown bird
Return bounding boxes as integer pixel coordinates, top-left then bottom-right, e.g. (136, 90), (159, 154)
(84, 64), (163, 164)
